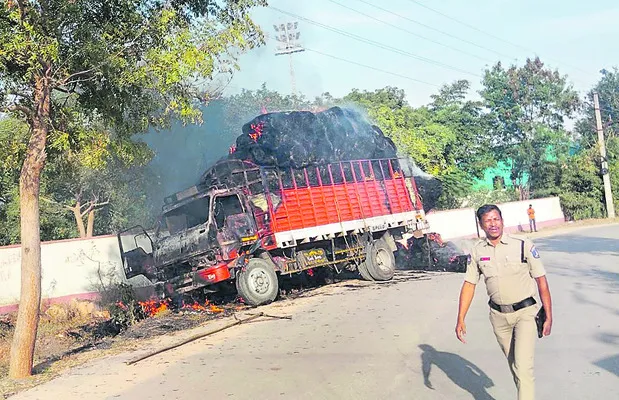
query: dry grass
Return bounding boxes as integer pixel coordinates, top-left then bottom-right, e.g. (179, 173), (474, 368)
(0, 302), (115, 398)
(0, 301), (242, 399)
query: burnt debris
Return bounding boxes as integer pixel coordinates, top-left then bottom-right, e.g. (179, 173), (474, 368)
(394, 234), (467, 273)
(226, 106), (442, 212)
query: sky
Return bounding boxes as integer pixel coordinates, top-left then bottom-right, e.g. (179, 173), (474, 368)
(223, 0), (619, 107)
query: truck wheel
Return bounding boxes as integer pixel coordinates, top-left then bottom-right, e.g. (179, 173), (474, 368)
(365, 238), (396, 281)
(357, 259), (375, 281)
(236, 258), (279, 306)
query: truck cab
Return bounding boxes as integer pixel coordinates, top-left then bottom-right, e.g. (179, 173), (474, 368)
(118, 185), (258, 296)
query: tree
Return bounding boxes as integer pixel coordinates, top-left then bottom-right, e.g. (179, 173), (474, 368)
(430, 80), (495, 179)
(0, 117), (30, 245)
(575, 68), (619, 215)
(481, 57), (580, 199)
(0, 0), (265, 377)
(576, 68), (619, 148)
(343, 84), (495, 208)
(45, 136), (154, 238)
(557, 147), (605, 220)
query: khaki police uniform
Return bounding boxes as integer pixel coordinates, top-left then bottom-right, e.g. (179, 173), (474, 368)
(465, 234), (546, 400)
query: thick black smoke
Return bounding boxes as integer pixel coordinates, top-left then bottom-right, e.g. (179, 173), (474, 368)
(227, 106), (442, 211)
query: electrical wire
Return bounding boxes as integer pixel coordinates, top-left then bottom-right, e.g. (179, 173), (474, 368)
(304, 47), (439, 87)
(351, 0), (516, 61)
(268, 6), (481, 77)
(402, 0), (595, 79)
(325, 0), (493, 63)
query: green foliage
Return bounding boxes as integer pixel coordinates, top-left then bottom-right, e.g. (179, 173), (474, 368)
(343, 84), (494, 208)
(436, 168), (474, 209)
(573, 69), (619, 218)
(1, 0), (266, 130)
(557, 148), (605, 220)
(481, 58), (580, 194)
(465, 188), (519, 210)
(430, 80), (495, 178)
(576, 68), (619, 148)
(0, 1), (266, 245)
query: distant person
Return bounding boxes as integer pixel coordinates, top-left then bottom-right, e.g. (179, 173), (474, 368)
(455, 204), (553, 400)
(527, 204), (537, 232)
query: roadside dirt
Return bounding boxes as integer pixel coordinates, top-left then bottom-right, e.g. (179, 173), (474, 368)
(0, 301), (244, 399)
(0, 272), (405, 399)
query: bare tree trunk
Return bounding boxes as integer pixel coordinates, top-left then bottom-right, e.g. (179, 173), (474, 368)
(71, 201), (87, 238)
(86, 209), (95, 237)
(9, 73), (50, 379)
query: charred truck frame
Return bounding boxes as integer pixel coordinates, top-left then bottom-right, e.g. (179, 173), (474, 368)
(118, 157), (429, 306)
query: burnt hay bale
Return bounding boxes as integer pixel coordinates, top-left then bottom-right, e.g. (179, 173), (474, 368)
(225, 106), (441, 212)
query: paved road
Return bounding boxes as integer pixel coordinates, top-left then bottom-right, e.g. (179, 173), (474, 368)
(12, 225), (619, 400)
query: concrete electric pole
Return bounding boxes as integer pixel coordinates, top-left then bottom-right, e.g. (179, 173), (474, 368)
(273, 22), (305, 97)
(593, 92), (616, 219)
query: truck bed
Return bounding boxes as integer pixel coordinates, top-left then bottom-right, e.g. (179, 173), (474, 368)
(258, 159), (427, 248)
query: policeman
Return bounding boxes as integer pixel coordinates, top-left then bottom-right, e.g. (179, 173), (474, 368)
(455, 204), (553, 400)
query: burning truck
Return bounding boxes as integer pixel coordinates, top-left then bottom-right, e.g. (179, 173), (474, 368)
(117, 107), (462, 306)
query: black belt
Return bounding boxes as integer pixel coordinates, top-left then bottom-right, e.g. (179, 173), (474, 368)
(489, 297), (536, 313)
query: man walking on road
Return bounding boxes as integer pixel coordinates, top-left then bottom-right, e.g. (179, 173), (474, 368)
(455, 204), (553, 400)
(527, 204), (537, 232)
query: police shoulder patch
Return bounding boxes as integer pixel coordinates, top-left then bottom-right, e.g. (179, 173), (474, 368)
(530, 246), (540, 259)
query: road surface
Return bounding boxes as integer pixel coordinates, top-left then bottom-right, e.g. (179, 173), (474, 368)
(11, 225), (619, 400)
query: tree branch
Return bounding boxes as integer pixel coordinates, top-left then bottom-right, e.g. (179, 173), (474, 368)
(80, 203), (95, 218)
(40, 196), (73, 211)
(4, 104), (33, 118)
(79, 200), (109, 218)
(62, 75), (98, 87)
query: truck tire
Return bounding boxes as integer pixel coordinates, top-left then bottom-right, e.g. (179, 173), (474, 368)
(236, 258), (279, 306)
(357, 258), (375, 281)
(365, 238), (396, 281)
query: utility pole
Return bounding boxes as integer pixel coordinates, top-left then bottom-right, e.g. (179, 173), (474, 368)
(273, 22), (305, 97)
(593, 92), (616, 218)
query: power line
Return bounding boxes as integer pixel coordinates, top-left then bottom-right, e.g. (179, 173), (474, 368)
(351, 0), (516, 61)
(403, 0), (594, 78)
(325, 0), (493, 63)
(268, 6), (481, 77)
(304, 47), (439, 87)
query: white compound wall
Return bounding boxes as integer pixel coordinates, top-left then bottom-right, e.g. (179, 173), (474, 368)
(0, 197), (565, 312)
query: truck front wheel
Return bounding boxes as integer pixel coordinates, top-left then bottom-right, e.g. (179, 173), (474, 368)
(236, 258), (279, 306)
(365, 238), (396, 281)
(357, 258), (375, 281)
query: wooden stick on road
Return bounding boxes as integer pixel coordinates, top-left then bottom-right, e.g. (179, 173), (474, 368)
(126, 312), (271, 365)
(248, 313), (292, 320)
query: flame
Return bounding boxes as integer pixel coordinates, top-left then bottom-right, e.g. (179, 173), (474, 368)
(181, 300), (225, 314)
(210, 304), (225, 313)
(139, 299), (169, 317)
(249, 121), (265, 142)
